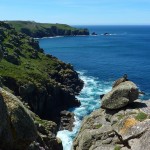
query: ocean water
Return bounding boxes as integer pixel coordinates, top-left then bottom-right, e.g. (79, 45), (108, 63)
(39, 25), (150, 149)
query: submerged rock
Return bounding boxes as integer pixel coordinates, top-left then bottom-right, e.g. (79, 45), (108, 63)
(91, 32), (98, 35)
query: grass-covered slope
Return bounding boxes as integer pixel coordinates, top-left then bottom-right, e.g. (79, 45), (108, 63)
(0, 21), (83, 123)
(6, 21), (89, 38)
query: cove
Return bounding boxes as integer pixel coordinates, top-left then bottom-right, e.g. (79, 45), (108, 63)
(57, 71), (112, 150)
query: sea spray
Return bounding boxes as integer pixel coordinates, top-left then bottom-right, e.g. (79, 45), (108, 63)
(57, 71), (112, 150)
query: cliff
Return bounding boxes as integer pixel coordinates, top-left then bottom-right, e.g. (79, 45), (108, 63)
(6, 21), (89, 38)
(0, 87), (63, 150)
(0, 21), (83, 125)
(73, 78), (150, 150)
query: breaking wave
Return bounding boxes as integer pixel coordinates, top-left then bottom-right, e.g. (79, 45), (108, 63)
(57, 70), (112, 150)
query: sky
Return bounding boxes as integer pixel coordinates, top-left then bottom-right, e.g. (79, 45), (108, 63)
(1, 0), (150, 25)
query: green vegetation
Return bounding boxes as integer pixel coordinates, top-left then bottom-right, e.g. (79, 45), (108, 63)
(0, 21), (73, 86)
(135, 111), (148, 122)
(117, 114), (124, 120)
(114, 145), (121, 150)
(6, 21), (89, 38)
(0, 21), (83, 122)
(94, 124), (102, 129)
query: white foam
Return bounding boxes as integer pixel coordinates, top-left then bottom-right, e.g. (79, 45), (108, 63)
(34, 36), (64, 40)
(57, 71), (112, 150)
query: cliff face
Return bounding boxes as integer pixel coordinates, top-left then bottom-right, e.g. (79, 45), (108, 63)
(6, 21), (89, 38)
(73, 79), (150, 150)
(0, 87), (63, 150)
(0, 21), (83, 124)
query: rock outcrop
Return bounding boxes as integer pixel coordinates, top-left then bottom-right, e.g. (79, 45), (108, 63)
(101, 81), (139, 109)
(73, 99), (150, 150)
(112, 74), (128, 88)
(0, 88), (37, 150)
(0, 87), (63, 150)
(59, 110), (75, 131)
(73, 78), (150, 150)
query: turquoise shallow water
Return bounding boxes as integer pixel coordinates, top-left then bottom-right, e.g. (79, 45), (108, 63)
(39, 25), (150, 149)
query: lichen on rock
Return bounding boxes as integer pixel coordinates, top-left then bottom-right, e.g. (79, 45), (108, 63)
(73, 77), (150, 150)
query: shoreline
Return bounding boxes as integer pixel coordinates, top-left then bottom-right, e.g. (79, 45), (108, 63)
(57, 70), (112, 150)
(34, 35), (90, 40)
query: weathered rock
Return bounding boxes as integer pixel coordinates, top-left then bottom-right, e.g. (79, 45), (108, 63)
(72, 100), (150, 150)
(0, 88), (37, 150)
(101, 81), (139, 109)
(112, 74), (128, 88)
(128, 128), (150, 150)
(19, 83), (35, 96)
(114, 116), (150, 141)
(29, 114), (63, 150)
(4, 54), (21, 65)
(73, 78), (149, 150)
(59, 110), (75, 131)
(0, 87), (63, 150)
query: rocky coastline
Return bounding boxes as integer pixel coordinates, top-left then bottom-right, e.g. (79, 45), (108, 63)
(6, 21), (89, 38)
(0, 21), (84, 149)
(1, 21), (150, 150)
(72, 77), (150, 150)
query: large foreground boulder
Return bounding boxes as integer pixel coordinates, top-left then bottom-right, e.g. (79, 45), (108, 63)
(101, 81), (139, 109)
(0, 88), (37, 150)
(0, 88), (63, 150)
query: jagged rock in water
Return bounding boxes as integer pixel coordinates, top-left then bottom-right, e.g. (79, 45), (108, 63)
(101, 81), (139, 109)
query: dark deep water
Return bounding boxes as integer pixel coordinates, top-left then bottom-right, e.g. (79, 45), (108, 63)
(39, 25), (150, 149)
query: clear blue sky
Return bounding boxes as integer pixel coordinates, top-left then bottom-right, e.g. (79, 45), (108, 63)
(1, 0), (150, 25)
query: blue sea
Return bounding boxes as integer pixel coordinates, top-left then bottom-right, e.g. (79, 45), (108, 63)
(39, 25), (150, 150)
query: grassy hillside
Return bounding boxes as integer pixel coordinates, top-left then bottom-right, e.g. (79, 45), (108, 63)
(0, 21), (83, 122)
(6, 21), (89, 38)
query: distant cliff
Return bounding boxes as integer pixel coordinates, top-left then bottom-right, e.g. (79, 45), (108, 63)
(0, 21), (83, 125)
(6, 21), (89, 38)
